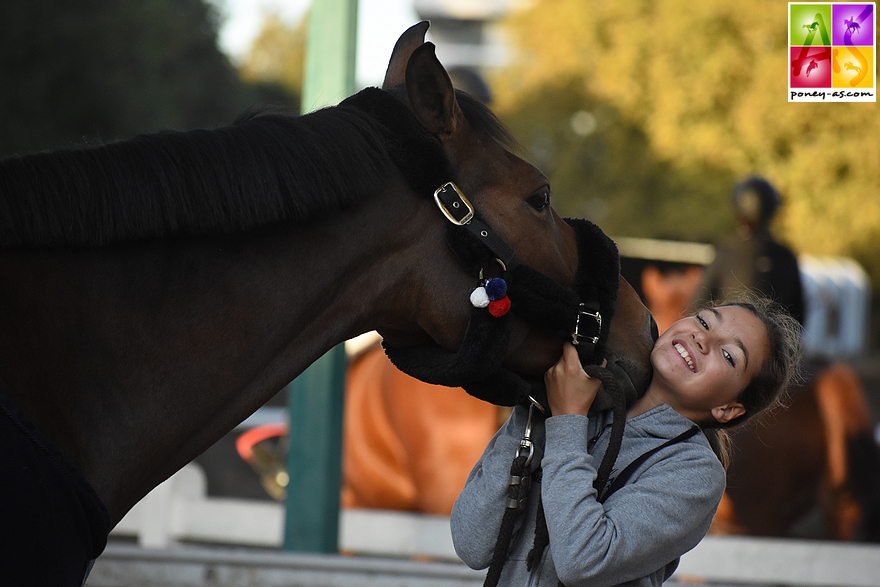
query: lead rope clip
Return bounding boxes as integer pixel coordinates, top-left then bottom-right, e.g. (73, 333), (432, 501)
(506, 398), (545, 510)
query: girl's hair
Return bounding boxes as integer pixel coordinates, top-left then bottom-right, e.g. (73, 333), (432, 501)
(698, 293), (804, 467)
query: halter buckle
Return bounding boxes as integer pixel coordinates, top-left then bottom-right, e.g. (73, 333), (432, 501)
(572, 304), (602, 346)
(433, 182), (474, 226)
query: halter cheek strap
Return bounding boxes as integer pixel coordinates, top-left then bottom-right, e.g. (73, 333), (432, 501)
(434, 182), (516, 269)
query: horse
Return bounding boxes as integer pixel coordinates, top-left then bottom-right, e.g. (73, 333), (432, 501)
(845, 61), (862, 75)
(845, 17), (861, 36)
(233, 338), (508, 514)
(714, 359), (880, 542)
(0, 22), (655, 585)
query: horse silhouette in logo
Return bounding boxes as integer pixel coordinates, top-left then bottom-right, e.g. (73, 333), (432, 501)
(803, 22), (820, 33)
(806, 59), (819, 77)
(844, 61), (863, 75)
(844, 17), (861, 35)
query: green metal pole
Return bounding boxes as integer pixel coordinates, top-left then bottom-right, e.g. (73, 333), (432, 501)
(284, 348), (348, 552)
(300, 0), (358, 113)
(283, 0), (358, 553)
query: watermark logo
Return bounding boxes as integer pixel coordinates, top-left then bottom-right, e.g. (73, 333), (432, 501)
(789, 3), (876, 102)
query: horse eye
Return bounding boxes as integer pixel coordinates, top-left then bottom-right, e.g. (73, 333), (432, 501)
(527, 191), (551, 211)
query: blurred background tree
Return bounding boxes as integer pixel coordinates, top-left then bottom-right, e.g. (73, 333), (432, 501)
(498, 76), (737, 243)
(491, 0), (880, 296)
(0, 0), (298, 158)
(238, 13), (308, 104)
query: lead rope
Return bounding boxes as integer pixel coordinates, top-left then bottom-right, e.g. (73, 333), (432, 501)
(568, 300), (626, 494)
(484, 300), (623, 586)
(483, 399), (542, 587)
(585, 365), (627, 494)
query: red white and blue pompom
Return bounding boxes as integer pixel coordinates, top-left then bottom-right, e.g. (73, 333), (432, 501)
(471, 276), (510, 317)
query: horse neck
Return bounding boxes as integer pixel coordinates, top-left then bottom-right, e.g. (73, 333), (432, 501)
(0, 179), (449, 521)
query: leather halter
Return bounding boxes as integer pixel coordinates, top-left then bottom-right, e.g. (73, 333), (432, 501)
(433, 179), (602, 368)
(414, 179), (612, 409)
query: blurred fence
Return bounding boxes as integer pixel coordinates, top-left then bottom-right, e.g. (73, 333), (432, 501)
(97, 462), (880, 587)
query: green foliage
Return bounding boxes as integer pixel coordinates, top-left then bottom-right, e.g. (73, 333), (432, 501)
(0, 0), (296, 158)
(238, 13), (308, 102)
(492, 0), (880, 293)
(500, 77), (736, 242)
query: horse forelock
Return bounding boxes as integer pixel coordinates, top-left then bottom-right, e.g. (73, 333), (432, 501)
(454, 90), (515, 150)
(338, 86), (517, 208)
(377, 84), (514, 149)
(0, 107), (395, 247)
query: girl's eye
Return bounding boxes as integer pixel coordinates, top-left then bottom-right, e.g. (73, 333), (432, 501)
(723, 349), (736, 367)
(527, 190), (551, 211)
(697, 314), (708, 329)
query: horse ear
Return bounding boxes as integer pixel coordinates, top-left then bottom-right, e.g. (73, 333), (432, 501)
(405, 42), (462, 136)
(382, 21), (430, 90)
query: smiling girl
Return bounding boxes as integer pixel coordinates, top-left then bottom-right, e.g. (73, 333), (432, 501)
(451, 296), (801, 587)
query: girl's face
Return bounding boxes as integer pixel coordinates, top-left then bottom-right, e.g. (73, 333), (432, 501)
(649, 305), (770, 424)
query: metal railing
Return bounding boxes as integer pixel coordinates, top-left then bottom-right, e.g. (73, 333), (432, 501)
(105, 462), (880, 587)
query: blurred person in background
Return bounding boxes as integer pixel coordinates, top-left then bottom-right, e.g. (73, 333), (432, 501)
(692, 177), (805, 326)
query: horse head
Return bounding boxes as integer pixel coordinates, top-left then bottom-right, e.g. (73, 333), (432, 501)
(372, 22), (655, 408)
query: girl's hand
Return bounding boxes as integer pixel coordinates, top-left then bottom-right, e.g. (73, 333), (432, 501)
(545, 343), (605, 417)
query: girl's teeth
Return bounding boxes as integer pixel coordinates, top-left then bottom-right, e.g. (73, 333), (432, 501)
(674, 343), (695, 372)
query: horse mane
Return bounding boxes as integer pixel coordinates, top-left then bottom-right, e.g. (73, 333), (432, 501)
(0, 106), (395, 247)
(0, 88), (513, 248)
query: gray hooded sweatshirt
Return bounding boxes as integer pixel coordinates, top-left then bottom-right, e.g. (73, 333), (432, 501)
(451, 403), (725, 586)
